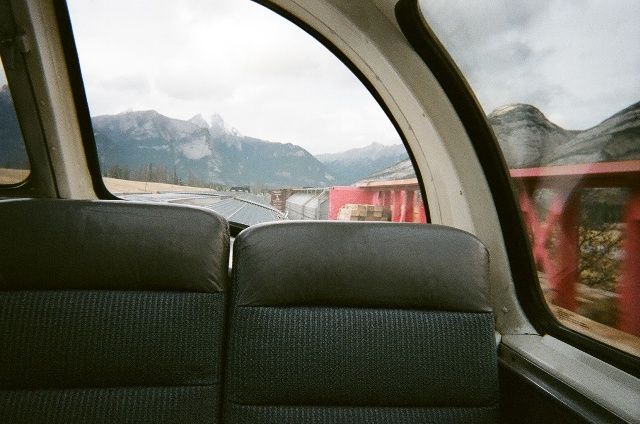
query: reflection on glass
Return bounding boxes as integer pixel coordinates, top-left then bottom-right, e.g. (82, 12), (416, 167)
(420, 0), (640, 355)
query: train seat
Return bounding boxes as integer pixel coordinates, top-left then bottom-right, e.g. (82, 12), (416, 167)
(0, 199), (229, 423)
(224, 221), (498, 423)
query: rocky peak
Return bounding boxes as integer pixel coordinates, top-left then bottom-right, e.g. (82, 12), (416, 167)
(209, 112), (241, 137)
(546, 101), (640, 166)
(489, 103), (563, 130)
(93, 109), (202, 142)
(488, 103), (575, 168)
(188, 113), (209, 129)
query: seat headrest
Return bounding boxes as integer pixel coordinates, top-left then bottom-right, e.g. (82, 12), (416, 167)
(233, 221), (491, 312)
(0, 199), (229, 292)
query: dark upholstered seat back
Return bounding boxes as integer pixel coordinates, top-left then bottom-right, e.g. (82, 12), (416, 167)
(225, 221), (498, 423)
(0, 199), (229, 423)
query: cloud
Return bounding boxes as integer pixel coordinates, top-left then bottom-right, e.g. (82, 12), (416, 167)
(419, 0), (640, 130)
(101, 74), (151, 94)
(66, 0), (401, 155)
(155, 70), (235, 101)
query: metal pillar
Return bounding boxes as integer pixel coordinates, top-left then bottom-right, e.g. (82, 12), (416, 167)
(519, 189), (580, 311)
(552, 191), (580, 311)
(618, 189), (640, 336)
(404, 190), (415, 222)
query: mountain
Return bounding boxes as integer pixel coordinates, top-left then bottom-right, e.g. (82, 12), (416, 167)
(359, 159), (415, 183)
(360, 100), (640, 181)
(92, 110), (335, 187)
(487, 103), (578, 168)
(545, 101), (640, 166)
(0, 85), (29, 169)
(316, 142), (408, 184)
(1, 85), (638, 188)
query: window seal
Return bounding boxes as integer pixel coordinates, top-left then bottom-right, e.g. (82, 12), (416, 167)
(395, 0), (639, 377)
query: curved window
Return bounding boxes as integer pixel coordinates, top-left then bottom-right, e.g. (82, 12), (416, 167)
(67, 0), (426, 227)
(419, 0), (640, 356)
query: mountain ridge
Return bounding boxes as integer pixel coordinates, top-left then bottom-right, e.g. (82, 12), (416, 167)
(92, 109), (335, 187)
(317, 142), (408, 184)
(1, 84), (638, 189)
(362, 100), (640, 182)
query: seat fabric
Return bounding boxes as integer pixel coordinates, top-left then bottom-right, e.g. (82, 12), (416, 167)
(225, 221), (498, 424)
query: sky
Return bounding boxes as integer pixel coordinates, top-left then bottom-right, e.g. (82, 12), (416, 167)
(65, 0), (639, 155)
(66, 0), (400, 155)
(420, 0), (640, 130)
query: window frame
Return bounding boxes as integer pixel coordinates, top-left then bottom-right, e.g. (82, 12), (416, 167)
(0, 0), (55, 197)
(54, 0), (429, 225)
(53, 0), (114, 199)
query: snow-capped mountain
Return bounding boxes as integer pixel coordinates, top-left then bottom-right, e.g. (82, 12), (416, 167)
(92, 110), (335, 187)
(316, 142), (408, 184)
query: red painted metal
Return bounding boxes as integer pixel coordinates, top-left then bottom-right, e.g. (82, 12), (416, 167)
(518, 188), (579, 310)
(511, 160), (640, 188)
(554, 192), (580, 311)
(511, 161), (640, 333)
(392, 190), (402, 221)
(328, 179), (427, 223)
(519, 191), (555, 273)
(404, 190), (415, 222)
(618, 189), (640, 336)
(328, 186), (375, 220)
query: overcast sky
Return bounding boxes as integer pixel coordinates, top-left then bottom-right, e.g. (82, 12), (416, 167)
(66, 0), (639, 155)
(67, 0), (400, 155)
(420, 0), (640, 130)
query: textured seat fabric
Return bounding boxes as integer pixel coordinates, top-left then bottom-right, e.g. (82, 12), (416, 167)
(225, 221), (498, 423)
(0, 199), (229, 423)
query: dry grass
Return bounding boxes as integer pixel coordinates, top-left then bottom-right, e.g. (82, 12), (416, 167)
(103, 177), (212, 194)
(0, 168), (29, 185)
(0, 169), (210, 194)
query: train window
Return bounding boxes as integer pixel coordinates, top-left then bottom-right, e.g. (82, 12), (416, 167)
(66, 0), (426, 227)
(419, 0), (640, 356)
(0, 57), (30, 185)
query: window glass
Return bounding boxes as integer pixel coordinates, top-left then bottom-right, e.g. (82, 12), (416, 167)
(419, 0), (640, 355)
(67, 0), (426, 227)
(0, 57), (30, 184)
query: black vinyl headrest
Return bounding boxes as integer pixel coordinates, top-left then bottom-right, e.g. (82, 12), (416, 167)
(0, 199), (229, 292)
(232, 221), (491, 312)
